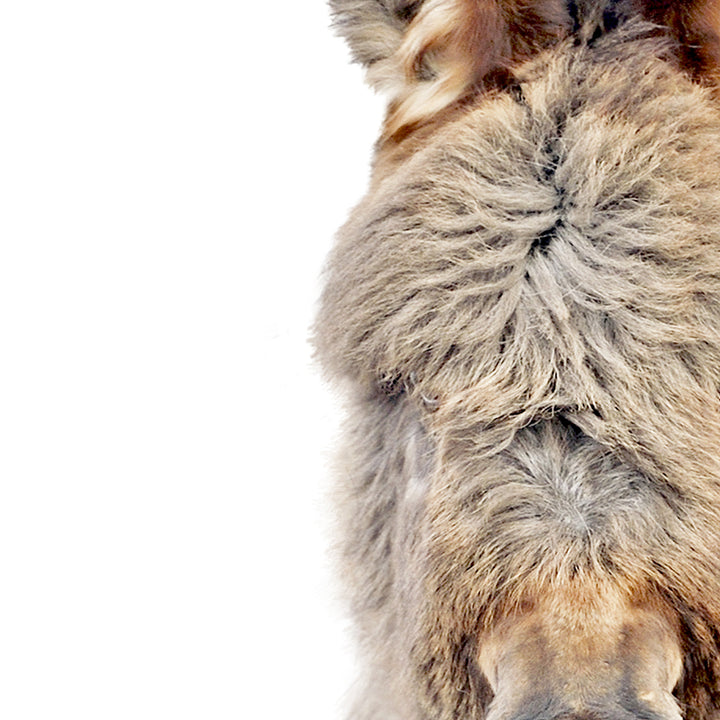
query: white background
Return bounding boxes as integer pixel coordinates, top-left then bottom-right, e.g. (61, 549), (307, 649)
(1, 2), (385, 717)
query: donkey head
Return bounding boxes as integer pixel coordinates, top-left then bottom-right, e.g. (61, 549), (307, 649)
(318, 2), (720, 719)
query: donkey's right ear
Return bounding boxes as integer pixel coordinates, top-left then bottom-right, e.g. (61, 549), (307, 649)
(330, 0), (423, 91)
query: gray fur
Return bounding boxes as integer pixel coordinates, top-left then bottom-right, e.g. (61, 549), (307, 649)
(316, 12), (720, 720)
(329, 0), (410, 67)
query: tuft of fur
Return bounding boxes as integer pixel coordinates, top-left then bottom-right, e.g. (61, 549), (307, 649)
(318, 3), (720, 720)
(328, 1), (414, 92)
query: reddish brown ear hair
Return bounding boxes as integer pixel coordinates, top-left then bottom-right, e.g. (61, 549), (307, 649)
(385, 0), (570, 137)
(642, 0), (720, 81)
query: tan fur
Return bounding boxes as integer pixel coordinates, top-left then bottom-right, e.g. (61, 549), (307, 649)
(319, 2), (720, 719)
(478, 589), (684, 720)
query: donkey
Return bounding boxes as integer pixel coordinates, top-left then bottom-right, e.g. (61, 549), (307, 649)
(314, 2), (720, 719)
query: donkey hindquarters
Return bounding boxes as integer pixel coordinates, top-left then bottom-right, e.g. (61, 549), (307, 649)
(316, 2), (720, 720)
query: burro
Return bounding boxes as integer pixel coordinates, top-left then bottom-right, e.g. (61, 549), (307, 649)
(314, 2), (720, 719)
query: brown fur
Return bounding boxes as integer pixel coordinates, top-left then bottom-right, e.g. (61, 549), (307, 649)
(318, 2), (720, 719)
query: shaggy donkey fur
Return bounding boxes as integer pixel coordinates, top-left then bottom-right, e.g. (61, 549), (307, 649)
(315, 2), (720, 720)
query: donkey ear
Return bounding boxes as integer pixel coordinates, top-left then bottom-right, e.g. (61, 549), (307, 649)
(329, 1), (423, 87)
(331, 1), (569, 136)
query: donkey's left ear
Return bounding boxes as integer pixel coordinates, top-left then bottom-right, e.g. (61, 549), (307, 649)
(329, 1), (424, 90)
